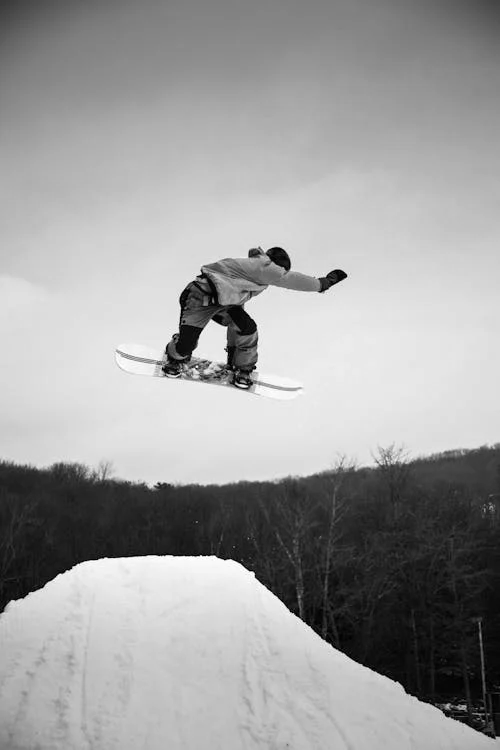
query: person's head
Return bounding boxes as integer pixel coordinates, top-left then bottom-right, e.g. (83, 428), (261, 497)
(266, 247), (291, 272)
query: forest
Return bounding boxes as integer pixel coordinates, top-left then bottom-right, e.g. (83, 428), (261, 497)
(1, 443), (500, 724)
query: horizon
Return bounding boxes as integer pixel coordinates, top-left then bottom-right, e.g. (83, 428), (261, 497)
(2, 439), (498, 488)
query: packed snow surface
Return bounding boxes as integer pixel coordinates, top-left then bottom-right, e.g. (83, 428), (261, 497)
(0, 555), (495, 750)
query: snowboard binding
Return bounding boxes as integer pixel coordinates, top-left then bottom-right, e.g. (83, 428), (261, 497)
(231, 369), (254, 390)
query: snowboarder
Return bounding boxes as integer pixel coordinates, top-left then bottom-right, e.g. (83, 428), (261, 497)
(163, 246), (347, 389)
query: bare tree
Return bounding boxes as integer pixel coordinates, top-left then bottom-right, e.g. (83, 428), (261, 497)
(256, 480), (319, 621)
(92, 459), (115, 483)
(320, 457), (353, 643)
(373, 444), (412, 522)
(0, 491), (37, 602)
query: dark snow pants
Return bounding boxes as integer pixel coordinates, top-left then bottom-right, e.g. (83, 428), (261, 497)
(166, 277), (258, 370)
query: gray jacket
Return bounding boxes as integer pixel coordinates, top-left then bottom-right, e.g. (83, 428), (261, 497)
(201, 248), (321, 306)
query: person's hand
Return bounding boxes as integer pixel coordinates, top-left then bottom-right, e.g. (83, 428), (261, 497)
(318, 269), (348, 292)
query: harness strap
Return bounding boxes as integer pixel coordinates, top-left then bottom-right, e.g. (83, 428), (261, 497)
(192, 280), (210, 296)
(198, 273), (220, 306)
(190, 278), (213, 307)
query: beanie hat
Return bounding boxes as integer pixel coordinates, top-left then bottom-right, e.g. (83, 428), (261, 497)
(266, 247), (291, 272)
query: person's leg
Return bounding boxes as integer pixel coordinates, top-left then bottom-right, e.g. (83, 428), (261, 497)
(225, 306), (258, 372)
(164, 282), (219, 372)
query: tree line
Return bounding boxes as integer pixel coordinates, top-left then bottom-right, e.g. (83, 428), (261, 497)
(1, 444), (500, 718)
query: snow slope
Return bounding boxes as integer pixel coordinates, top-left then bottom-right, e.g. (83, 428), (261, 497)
(0, 556), (495, 750)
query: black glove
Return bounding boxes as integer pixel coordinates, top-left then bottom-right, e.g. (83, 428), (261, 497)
(318, 269), (348, 292)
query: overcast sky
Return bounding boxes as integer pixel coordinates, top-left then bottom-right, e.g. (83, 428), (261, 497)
(1, 0), (499, 485)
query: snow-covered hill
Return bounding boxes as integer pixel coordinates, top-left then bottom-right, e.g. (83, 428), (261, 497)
(0, 556), (495, 749)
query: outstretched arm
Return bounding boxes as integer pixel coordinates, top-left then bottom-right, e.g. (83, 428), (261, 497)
(272, 269), (348, 293)
(272, 271), (322, 292)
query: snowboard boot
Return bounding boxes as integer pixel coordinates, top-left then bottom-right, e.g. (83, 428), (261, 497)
(232, 368), (254, 390)
(162, 337), (190, 378)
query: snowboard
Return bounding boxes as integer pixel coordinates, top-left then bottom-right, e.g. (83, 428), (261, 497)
(115, 343), (304, 401)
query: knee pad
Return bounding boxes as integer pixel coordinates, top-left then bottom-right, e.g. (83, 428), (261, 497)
(240, 318), (257, 336)
(227, 307), (257, 335)
(213, 312), (230, 327)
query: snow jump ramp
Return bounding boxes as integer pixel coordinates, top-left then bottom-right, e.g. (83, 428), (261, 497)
(0, 556), (494, 750)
